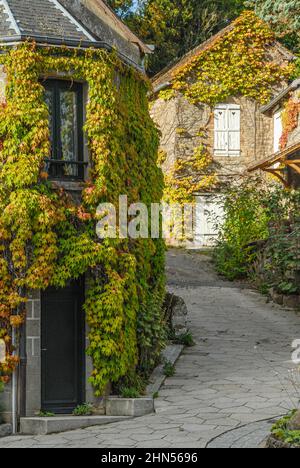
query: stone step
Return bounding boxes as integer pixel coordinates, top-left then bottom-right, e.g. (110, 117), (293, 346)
(20, 415), (130, 435)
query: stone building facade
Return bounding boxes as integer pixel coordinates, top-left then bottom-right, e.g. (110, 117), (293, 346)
(150, 19), (294, 246)
(0, 0), (151, 428)
(151, 94), (278, 184)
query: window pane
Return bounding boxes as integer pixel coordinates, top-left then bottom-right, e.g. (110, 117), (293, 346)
(59, 90), (78, 177)
(45, 88), (54, 159)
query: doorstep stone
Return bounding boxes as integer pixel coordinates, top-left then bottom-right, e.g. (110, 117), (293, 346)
(20, 415), (130, 436)
(106, 398), (154, 417)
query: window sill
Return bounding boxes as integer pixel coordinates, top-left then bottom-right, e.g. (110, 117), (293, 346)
(214, 152), (241, 158)
(51, 180), (85, 192)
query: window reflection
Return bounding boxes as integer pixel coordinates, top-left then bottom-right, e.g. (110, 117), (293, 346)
(44, 80), (84, 180)
(60, 90), (78, 177)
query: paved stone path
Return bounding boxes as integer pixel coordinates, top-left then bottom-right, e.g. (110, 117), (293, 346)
(207, 419), (276, 448)
(1, 250), (299, 448)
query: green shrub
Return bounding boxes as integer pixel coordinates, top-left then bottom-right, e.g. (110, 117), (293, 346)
(163, 361), (176, 377)
(72, 403), (93, 417)
(262, 189), (300, 295)
(214, 177), (270, 280)
(120, 387), (141, 398)
(214, 180), (300, 294)
(271, 411), (300, 446)
(113, 369), (147, 398)
(174, 332), (195, 347)
(38, 411), (55, 418)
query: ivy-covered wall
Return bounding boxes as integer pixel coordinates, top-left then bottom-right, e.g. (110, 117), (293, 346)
(150, 11), (294, 206)
(0, 43), (166, 396)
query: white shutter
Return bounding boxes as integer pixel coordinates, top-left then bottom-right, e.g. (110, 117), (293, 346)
(214, 104), (241, 156)
(228, 107), (240, 153)
(274, 110), (283, 153)
(214, 106), (228, 153)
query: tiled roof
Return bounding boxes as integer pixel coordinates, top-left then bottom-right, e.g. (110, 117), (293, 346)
(0, 0), (96, 43)
(0, 0), (149, 70)
(0, 3), (15, 37)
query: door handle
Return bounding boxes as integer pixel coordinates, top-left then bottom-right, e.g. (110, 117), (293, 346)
(41, 348), (47, 352)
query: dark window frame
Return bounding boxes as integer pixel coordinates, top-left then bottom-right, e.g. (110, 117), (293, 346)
(43, 79), (86, 181)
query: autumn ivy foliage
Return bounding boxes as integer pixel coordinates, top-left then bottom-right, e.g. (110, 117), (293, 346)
(280, 95), (300, 150)
(167, 11), (293, 106)
(156, 11), (294, 206)
(0, 43), (166, 394)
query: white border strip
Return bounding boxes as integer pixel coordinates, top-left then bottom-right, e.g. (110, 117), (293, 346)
(49, 0), (96, 42)
(0, 0), (21, 35)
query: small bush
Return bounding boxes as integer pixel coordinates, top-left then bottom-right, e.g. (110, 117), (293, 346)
(213, 177), (269, 280)
(174, 332), (195, 347)
(113, 369), (147, 398)
(38, 411), (55, 418)
(271, 411), (300, 446)
(163, 361), (176, 377)
(214, 179), (300, 295)
(120, 387), (141, 398)
(73, 403), (93, 417)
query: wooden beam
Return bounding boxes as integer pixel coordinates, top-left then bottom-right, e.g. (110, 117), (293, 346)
(285, 161), (300, 175)
(264, 168), (289, 187)
(248, 141), (300, 173)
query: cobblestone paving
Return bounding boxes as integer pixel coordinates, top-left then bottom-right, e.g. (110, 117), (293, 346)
(1, 250), (299, 448)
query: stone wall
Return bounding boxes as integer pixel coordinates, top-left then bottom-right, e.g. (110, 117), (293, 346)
(0, 282), (102, 422)
(150, 41), (290, 190)
(150, 93), (274, 186)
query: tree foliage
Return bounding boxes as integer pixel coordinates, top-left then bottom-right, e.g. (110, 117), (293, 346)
(106, 0), (135, 18)
(246, 0), (300, 52)
(108, 0), (300, 73)
(111, 0), (246, 75)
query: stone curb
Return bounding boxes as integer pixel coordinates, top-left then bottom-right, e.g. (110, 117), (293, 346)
(105, 343), (184, 418)
(146, 344), (184, 397)
(20, 416), (130, 436)
(0, 424), (12, 438)
(18, 342), (184, 435)
(106, 398), (154, 417)
(269, 288), (300, 310)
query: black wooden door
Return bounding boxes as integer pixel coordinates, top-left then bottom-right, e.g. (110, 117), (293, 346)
(41, 280), (85, 414)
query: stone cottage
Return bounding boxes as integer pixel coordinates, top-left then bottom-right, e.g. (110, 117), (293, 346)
(248, 79), (300, 188)
(150, 12), (294, 246)
(0, 0), (164, 433)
